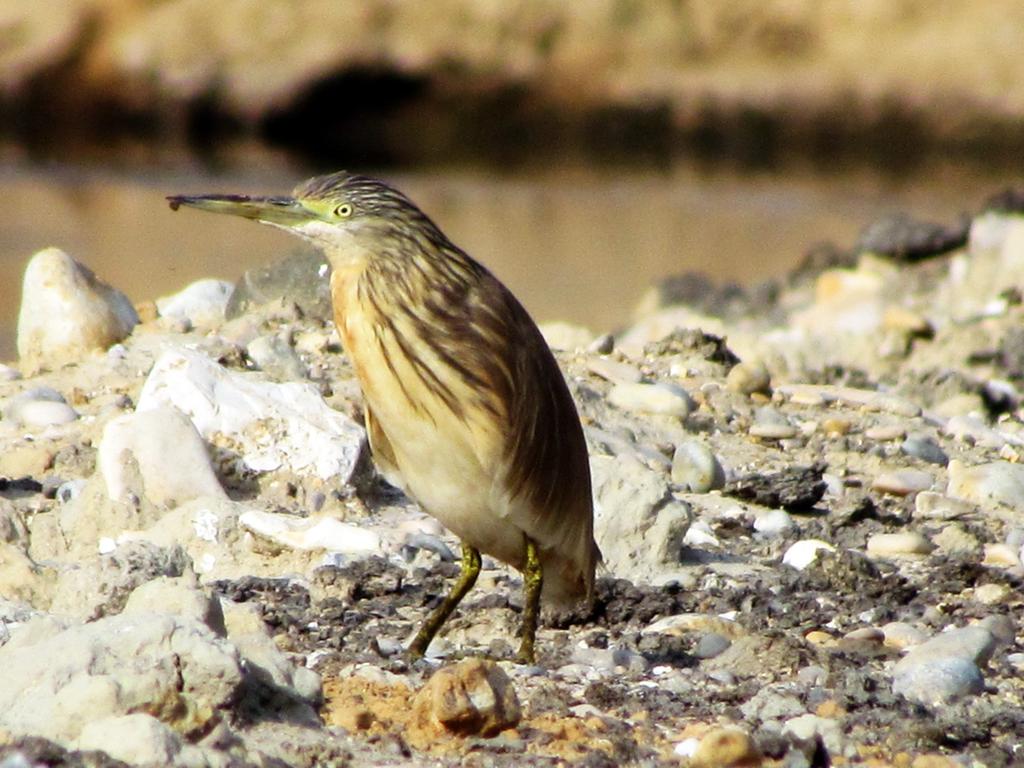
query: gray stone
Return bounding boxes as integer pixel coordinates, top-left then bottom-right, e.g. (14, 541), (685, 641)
(694, 633), (731, 659)
(591, 454), (692, 584)
(892, 655), (984, 705)
(748, 407), (797, 439)
(782, 714), (844, 756)
(739, 685), (805, 724)
(671, 439), (724, 493)
(900, 436), (949, 466)
(247, 333), (308, 381)
(226, 249), (332, 321)
(98, 404), (226, 508)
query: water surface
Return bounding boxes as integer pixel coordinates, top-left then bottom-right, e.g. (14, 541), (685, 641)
(0, 156), (1015, 363)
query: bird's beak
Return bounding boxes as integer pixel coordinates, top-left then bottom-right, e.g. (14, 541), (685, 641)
(167, 194), (316, 227)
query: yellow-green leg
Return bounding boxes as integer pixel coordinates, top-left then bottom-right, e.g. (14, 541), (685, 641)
(517, 538), (544, 664)
(408, 543), (481, 658)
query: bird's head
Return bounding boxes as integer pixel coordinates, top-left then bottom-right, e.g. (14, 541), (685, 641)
(168, 171), (442, 254)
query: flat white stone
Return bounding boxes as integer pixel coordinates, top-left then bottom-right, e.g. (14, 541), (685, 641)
(137, 347), (365, 483)
(239, 510), (383, 555)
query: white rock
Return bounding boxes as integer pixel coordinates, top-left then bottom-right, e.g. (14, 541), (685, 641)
(608, 382), (693, 418)
(137, 347), (366, 482)
(753, 509), (794, 536)
(98, 405), (225, 506)
(156, 278), (233, 327)
(0, 613), (242, 743)
(239, 510), (384, 555)
(77, 713), (183, 765)
(782, 539), (835, 570)
(16, 247), (138, 372)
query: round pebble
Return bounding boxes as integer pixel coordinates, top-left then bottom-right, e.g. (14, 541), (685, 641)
(11, 399), (79, 427)
(749, 408), (798, 439)
(691, 727), (759, 768)
(881, 622), (927, 651)
(973, 583), (1011, 605)
(608, 382), (693, 418)
(871, 470), (933, 496)
(671, 439), (724, 493)
(865, 424), (906, 441)
(866, 532), (934, 557)
(725, 360), (771, 396)
(694, 633), (731, 659)
(901, 436), (949, 466)
(753, 508), (794, 536)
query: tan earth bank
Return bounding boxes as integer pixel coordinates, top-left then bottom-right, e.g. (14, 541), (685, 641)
(2, 202), (1024, 767)
(4, 0), (1024, 153)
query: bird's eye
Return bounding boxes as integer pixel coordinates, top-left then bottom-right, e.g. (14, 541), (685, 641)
(334, 203), (353, 218)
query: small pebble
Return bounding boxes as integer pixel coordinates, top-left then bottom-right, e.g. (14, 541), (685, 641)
(749, 407), (797, 439)
(10, 399), (79, 427)
(821, 417), (852, 435)
(691, 727), (759, 768)
(866, 532), (934, 557)
(752, 509), (794, 536)
(865, 424), (906, 441)
(805, 630), (837, 647)
(694, 633), (731, 659)
(725, 360), (771, 396)
(871, 469), (933, 496)
(671, 439), (724, 493)
(901, 436), (949, 466)
(608, 382), (693, 418)
(973, 583), (1010, 605)
(982, 543), (1022, 568)
(587, 333), (615, 354)
(881, 622), (928, 651)
(782, 714), (844, 756)
(0, 363), (21, 381)
(783, 539), (835, 570)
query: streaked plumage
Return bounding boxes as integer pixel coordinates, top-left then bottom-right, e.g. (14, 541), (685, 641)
(169, 171), (599, 661)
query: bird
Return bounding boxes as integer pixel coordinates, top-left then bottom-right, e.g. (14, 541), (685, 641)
(168, 171), (599, 663)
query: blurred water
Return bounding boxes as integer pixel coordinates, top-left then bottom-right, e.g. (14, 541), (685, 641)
(0, 155), (1016, 363)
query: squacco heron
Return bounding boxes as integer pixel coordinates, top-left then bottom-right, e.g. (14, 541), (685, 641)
(168, 171), (598, 663)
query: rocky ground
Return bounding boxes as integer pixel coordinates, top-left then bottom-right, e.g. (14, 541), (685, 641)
(2, 197), (1024, 767)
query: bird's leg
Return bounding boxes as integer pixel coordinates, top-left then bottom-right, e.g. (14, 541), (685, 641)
(516, 538), (544, 664)
(408, 542), (481, 659)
